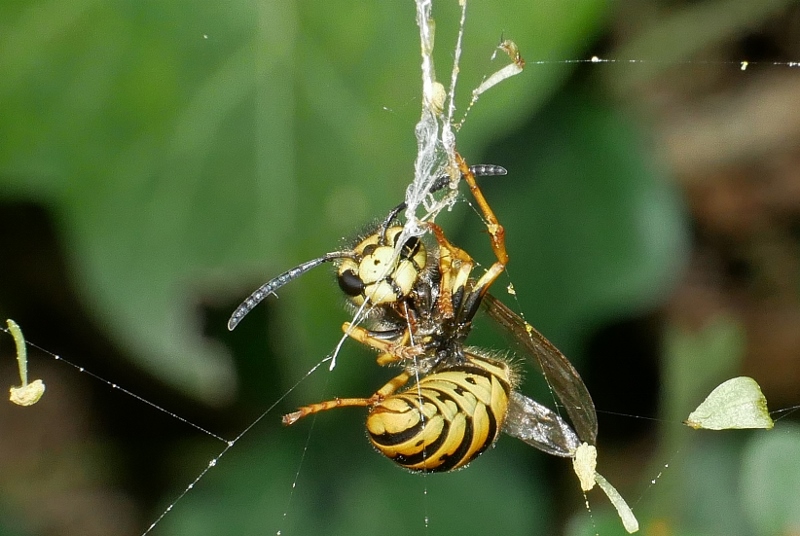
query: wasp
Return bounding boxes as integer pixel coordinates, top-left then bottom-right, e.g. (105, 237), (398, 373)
(228, 156), (597, 472)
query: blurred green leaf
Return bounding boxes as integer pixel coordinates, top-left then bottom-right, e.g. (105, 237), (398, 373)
(457, 87), (688, 361)
(0, 0), (609, 401)
(155, 425), (552, 536)
(567, 508), (636, 536)
(679, 437), (751, 536)
(607, 0), (792, 93)
(741, 423), (800, 536)
(649, 317), (748, 530)
(663, 317), (747, 437)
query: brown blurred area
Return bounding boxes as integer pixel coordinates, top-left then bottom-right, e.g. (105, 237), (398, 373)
(616, 5), (800, 408)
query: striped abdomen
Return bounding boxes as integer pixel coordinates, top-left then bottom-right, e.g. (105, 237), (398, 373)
(365, 353), (512, 472)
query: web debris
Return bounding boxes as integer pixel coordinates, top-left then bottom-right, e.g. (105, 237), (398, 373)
(398, 0), (523, 248)
(573, 443), (640, 533)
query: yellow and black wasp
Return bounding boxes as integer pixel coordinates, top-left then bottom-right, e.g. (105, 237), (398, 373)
(228, 156), (597, 472)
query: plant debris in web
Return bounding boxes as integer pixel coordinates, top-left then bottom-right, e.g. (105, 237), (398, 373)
(397, 0), (524, 251)
(572, 442), (640, 533)
(6, 319), (45, 407)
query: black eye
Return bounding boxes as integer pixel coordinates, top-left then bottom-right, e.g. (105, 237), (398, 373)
(392, 232), (419, 253)
(400, 236), (421, 258)
(338, 269), (365, 296)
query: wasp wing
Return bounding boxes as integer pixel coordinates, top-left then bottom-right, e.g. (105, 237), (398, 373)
(503, 391), (581, 457)
(483, 293), (598, 444)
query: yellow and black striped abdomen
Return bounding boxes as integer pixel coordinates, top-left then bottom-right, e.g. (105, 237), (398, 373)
(366, 353), (512, 472)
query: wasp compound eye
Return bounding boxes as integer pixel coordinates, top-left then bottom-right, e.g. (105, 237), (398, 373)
(399, 236), (421, 256)
(338, 269), (365, 297)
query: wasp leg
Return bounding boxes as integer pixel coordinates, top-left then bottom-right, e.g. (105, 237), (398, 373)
(282, 370), (412, 425)
(425, 156), (508, 324)
(341, 322), (423, 366)
(426, 222), (475, 319)
(457, 153), (508, 267)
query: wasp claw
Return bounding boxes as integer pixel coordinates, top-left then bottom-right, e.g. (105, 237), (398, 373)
(282, 411), (303, 426)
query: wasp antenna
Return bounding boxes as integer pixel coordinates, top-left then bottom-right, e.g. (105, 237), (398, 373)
(424, 164), (509, 201)
(469, 164), (507, 177)
(227, 251), (353, 331)
(378, 202), (407, 236)
(384, 164), (508, 226)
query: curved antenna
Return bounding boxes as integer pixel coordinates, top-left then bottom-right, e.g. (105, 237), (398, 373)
(228, 251), (354, 331)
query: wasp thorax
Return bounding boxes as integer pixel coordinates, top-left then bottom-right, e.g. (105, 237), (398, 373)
(337, 226), (427, 306)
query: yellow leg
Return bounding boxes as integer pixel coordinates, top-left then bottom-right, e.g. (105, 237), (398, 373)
(425, 156), (509, 308)
(427, 222), (475, 319)
(457, 153), (508, 266)
(282, 370), (412, 425)
(453, 154), (509, 297)
(341, 322), (422, 365)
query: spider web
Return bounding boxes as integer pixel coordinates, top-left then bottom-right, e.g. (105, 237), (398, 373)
(3, 1), (800, 535)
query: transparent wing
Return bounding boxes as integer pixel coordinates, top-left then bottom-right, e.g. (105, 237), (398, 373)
(503, 391), (580, 457)
(483, 293), (598, 444)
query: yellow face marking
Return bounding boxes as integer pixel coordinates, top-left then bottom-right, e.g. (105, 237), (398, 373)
(337, 226), (426, 306)
(358, 246), (395, 285)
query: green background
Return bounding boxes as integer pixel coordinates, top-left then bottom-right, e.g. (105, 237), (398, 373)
(1, 1), (799, 535)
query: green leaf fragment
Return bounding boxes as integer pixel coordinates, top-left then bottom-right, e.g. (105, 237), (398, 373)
(7, 319), (28, 385)
(741, 423), (800, 534)
(685, 376), (773, 430)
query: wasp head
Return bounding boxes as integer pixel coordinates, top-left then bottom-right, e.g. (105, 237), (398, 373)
(336, 226), (427, 307)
